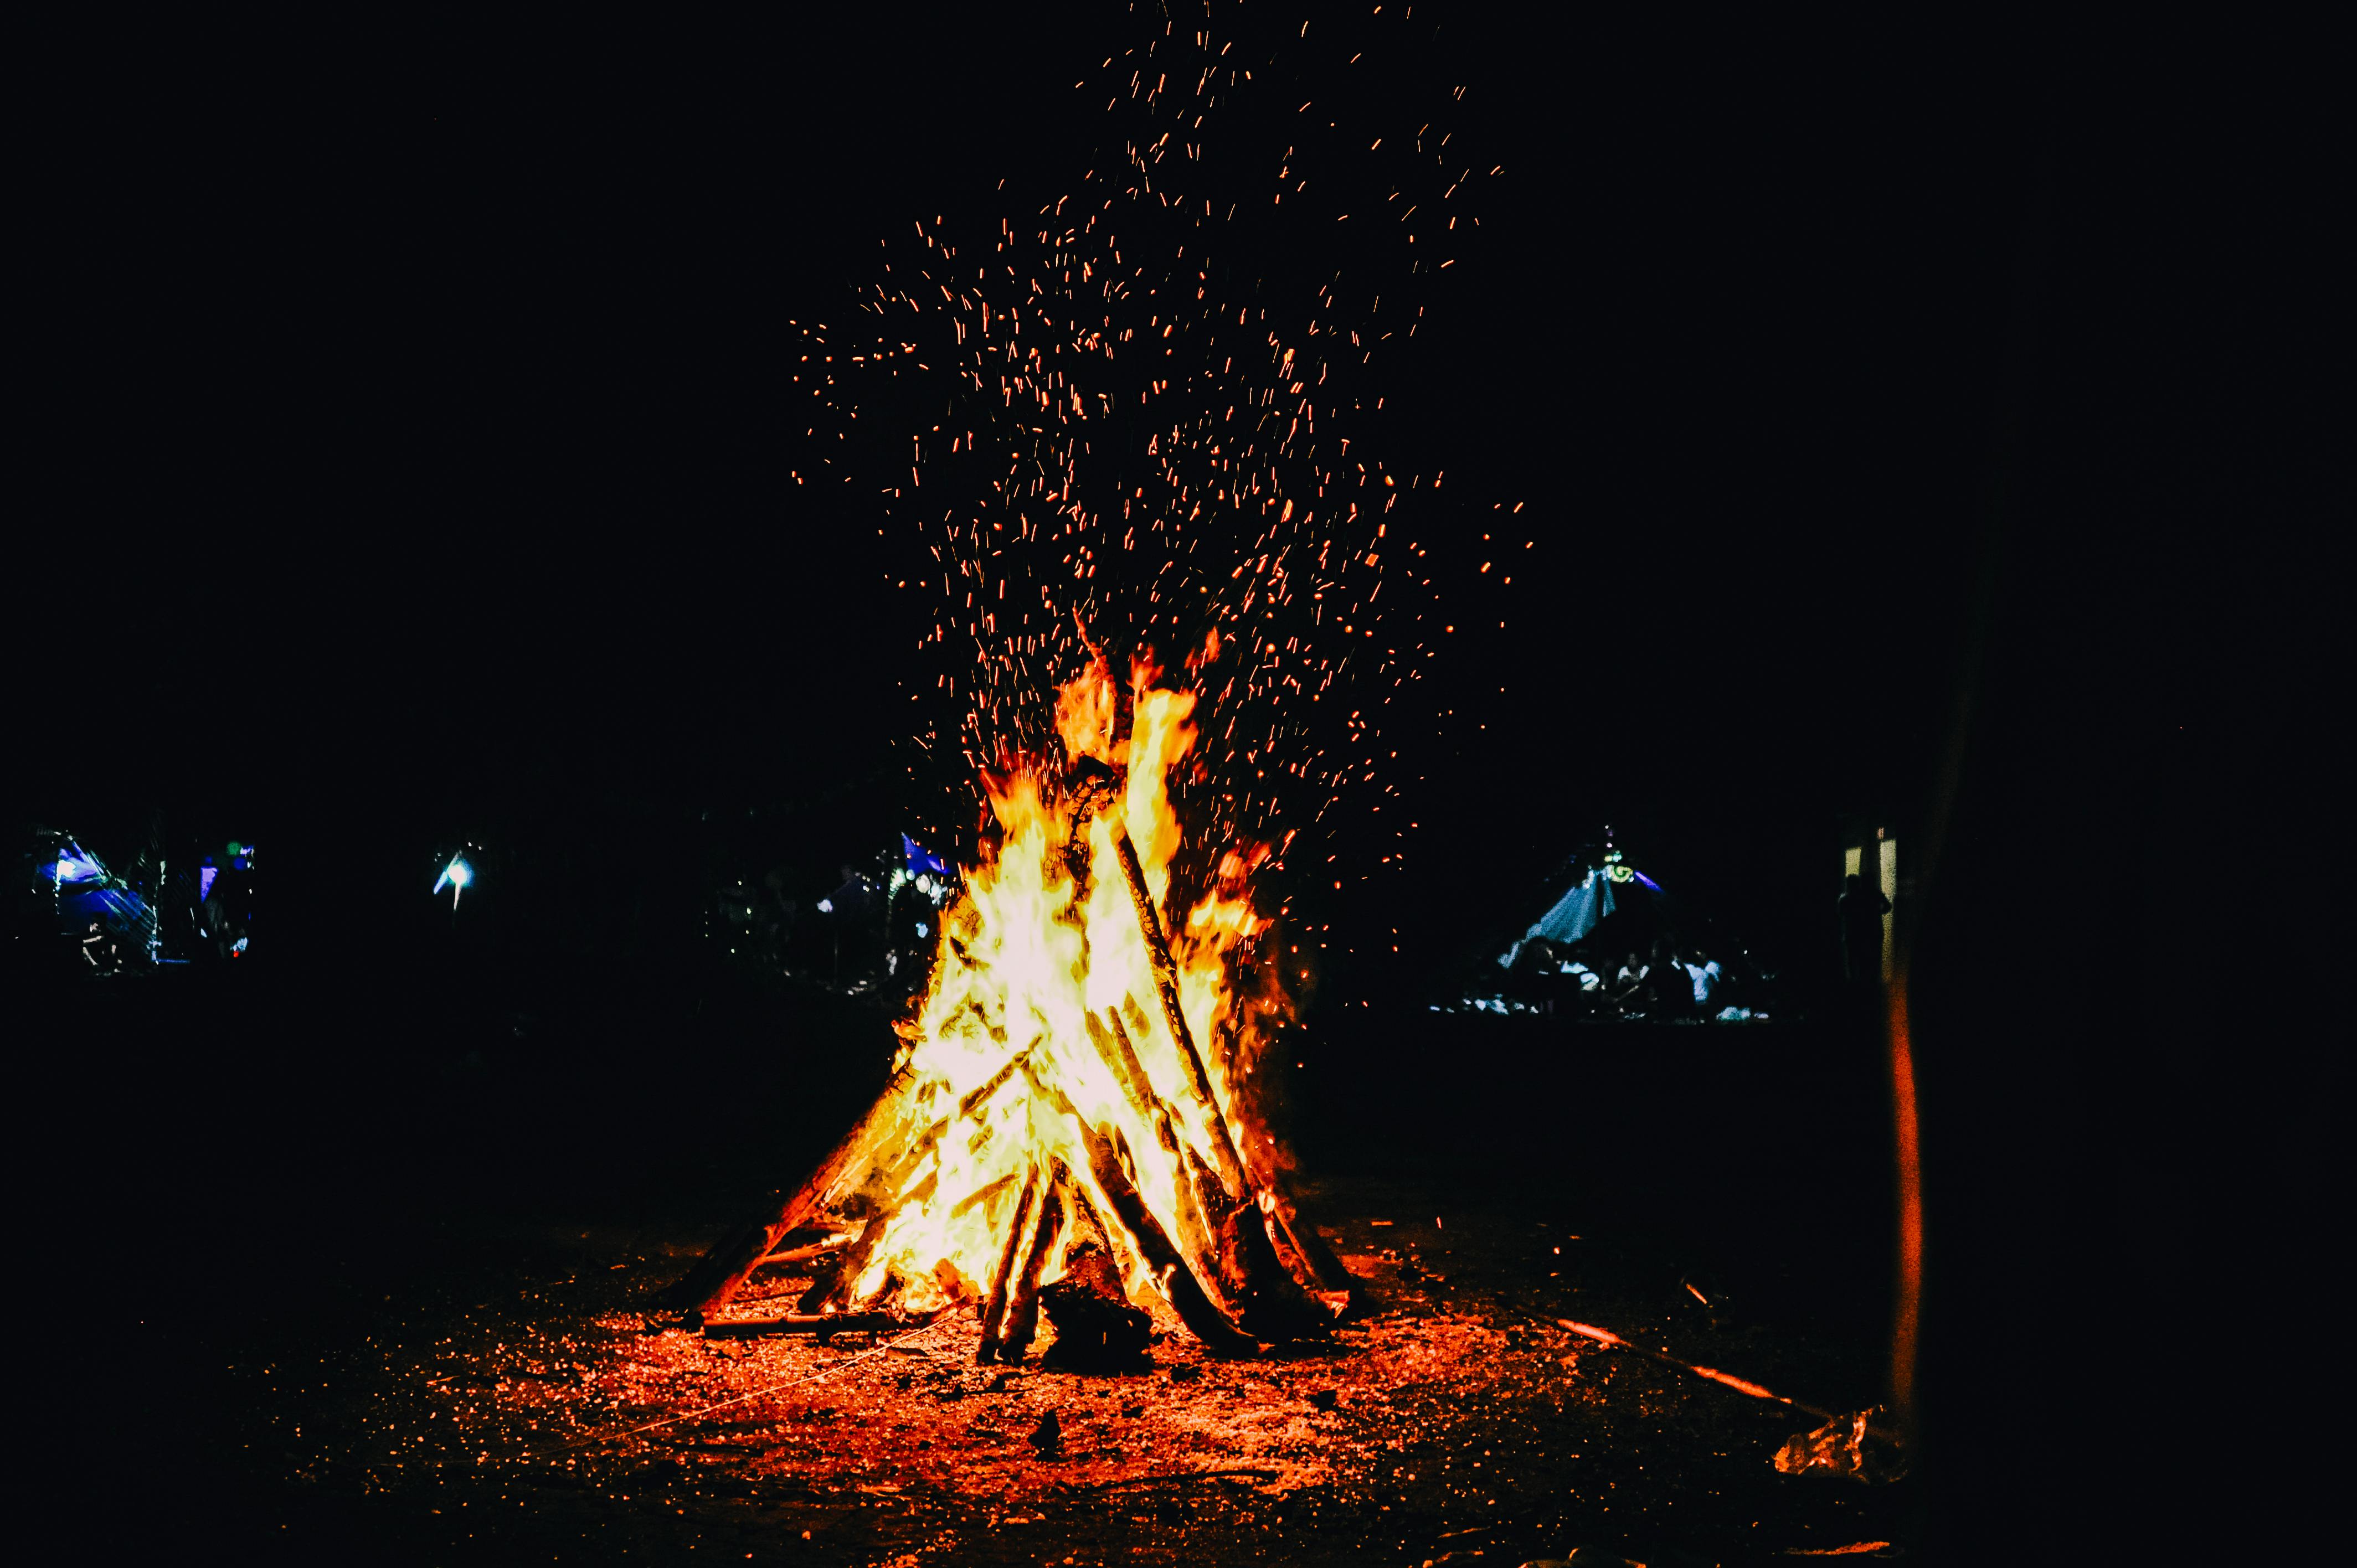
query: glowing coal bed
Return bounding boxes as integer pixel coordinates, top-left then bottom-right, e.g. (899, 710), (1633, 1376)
(202, 1183), (1912, 1564)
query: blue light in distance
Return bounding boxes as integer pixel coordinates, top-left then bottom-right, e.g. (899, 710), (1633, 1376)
(433, 854), (475, 906)
(52, 847), (105, 885)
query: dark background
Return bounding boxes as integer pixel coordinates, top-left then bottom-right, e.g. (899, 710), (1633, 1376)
(18, 8), (2335, 1561)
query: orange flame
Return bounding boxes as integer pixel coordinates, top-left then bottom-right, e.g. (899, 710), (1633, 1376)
(1051, 648), (1121, 768)
(842, 655), (1286, 1321)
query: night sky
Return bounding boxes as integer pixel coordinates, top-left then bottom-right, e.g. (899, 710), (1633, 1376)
(20, 11), (2335, 1555)
(32, 8), (2214, 978)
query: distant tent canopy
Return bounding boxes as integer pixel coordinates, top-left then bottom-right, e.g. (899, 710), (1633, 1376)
(27, 830), (152, 939)
(1499, 852), (1664, 968)
(900, 834), (953, 879)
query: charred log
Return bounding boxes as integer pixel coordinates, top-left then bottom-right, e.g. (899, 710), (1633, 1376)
(1039, 1240), (1155, 1371)
(796, 1206), (890, 1314)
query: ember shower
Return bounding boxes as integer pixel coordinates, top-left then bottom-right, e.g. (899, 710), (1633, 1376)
(795, 2), (1509, 880)
(686, 5), (1514, 1348)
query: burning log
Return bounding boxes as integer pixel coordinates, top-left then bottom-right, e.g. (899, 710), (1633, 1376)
(1075, 1007), (1228, 1301)
(1017, 1056), (1259, 1355)
(976, 1164), (1043, 1359)
(1071, 735), (1331, 1332)
(797, 1207), (891, 1314)
(1105, 813), (1337, 1337)
(1066, 1102), (1257, 1356)
(1258, 1182), (1360, 1298)
(1082, 1007), (1157, 1125)
(1064, 759), (1255, 1251)
(1062, 1178), (1136, 1291)
(665, 1061), (923, 1316)
(995, 1161), (1071, 1361)
(1165, 1142), (1228, 1295)
(748, 1233), (857, 1271)
(665, 652), (1344, 1356)
(1107, 824), (1250, 1199)
(675, 1049), (1033, 1318)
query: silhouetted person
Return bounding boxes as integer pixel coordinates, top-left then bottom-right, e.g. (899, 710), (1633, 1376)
(825, 863), (881, 986)
(1613, 948), (1648, 1007)
(1684, 946), (1724, 1012)
(1648, 937), (1692, 1018)
(205, 857), (254, 958)
(1839, 872), (1890, 987)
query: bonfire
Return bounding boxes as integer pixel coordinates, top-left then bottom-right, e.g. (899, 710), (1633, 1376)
(668, 649), (1353, 1361)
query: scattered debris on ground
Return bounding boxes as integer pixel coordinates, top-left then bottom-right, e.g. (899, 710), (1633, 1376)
(192, 1182), (1913, 1562)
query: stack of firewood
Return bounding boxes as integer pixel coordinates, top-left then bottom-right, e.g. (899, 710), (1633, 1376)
(665, 761), (1352, 1359)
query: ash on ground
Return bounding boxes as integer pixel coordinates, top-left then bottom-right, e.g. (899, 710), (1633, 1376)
(188, 1179), (1912, 1564)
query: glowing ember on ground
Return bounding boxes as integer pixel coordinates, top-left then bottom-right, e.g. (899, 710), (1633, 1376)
(581, 1303), (1510, 1500)
(223, 1200), (1911, 1561)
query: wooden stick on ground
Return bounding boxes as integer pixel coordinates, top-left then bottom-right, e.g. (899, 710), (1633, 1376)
(702, 1311), (916, 1338)
(1551, 1318), (1901, 1443)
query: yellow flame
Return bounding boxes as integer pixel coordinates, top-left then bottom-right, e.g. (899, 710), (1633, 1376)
(848, 655), (1280, 1318)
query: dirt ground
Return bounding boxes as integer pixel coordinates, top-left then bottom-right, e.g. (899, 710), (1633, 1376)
(169, 1177), (1913, 1565)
